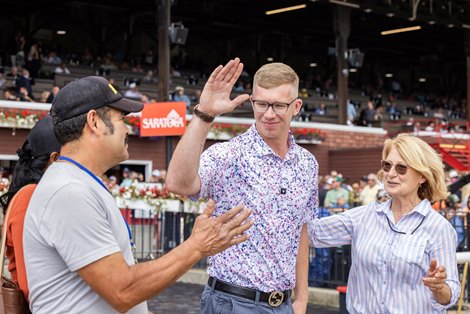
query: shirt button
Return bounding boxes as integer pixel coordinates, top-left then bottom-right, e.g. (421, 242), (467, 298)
(384, 261), (387, 264)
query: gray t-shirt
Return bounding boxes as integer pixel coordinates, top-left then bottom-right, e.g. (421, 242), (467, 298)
(23, 162), (148, 314)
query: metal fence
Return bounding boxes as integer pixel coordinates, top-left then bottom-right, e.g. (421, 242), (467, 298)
(123, 207), (470, 299)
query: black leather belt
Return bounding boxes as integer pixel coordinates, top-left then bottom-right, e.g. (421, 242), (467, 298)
(208, 276), (290, 307)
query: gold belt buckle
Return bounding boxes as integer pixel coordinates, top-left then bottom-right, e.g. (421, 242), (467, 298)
(268, 291), (284, 307)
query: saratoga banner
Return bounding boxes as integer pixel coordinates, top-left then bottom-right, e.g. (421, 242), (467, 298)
(140, 102), (186, 136)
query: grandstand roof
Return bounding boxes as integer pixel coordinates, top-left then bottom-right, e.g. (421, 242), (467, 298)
(1, 0), (468, 93)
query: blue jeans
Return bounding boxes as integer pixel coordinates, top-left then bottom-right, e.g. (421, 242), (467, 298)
(200, 285), (294, 314)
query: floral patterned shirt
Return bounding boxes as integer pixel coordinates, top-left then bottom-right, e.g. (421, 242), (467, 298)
(196, 124), (318, 292)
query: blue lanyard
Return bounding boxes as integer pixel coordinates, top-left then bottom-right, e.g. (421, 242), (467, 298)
(57, 156), (135, 248)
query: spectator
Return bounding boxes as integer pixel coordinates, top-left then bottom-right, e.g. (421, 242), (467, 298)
(124, 82), (143, 99)
(39, 91), (51, 103)
(18, 86), (33, 102)
(359, 100), (376, 126)
(46, 85), (60, 103)
(324, 176), (350, 208)
(347, 100), (357, 125)
(360, 173), (381, 205)
(15, 69), (34, 100)
(143, 70), (157, 83)
(0, 72), (6, 88)
(172, 86), (191, 109)
(54, 62), (70, 75)
(314, 103), (327, 116)
(3, 89), (19, 101)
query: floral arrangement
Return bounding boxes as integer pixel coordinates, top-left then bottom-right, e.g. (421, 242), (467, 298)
(112, 182), (177, 201)
(0, 109), (48, 130)
(291, 128), (327, 142)
(124, 115), (141, 134)
(0, 108), (326, 143)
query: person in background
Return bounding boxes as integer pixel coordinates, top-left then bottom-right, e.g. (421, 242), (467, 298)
(309, 133), (460, 313)
(324, 176), (349, 208)
(0, 115), (61, 302)
(173, 86), (191, 109)
(360, 173), (381, 205)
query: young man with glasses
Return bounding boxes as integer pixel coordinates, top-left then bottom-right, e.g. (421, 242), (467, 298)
(167, 58), (318, 313)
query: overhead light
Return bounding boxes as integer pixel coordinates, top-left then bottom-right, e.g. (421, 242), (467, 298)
(363, 8), (372, 13)
(381, 26), (421, 35)
(329, 0), (360, 9)
(56, 30), (66, 35)
(386, 13), (395, 17)
(428, 20), (436, 25)
(447, 24), (455, 28)
(265, 4), (307, 15)
(463, 24), (470, 29)
(418, 78), (426, 82)
(349, 68), (357, 73)
(385, 73), (393, 78)
(309, 62), (317, 67)
(267, 57), (274, 62)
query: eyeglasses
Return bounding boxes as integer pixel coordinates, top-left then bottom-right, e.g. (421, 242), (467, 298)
(386, 215), (426, 235)
(381, 160), (408, 175)
(250, 96), (297, 115)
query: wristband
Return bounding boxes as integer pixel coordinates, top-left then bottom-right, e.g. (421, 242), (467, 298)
(193, 105), (216, 123)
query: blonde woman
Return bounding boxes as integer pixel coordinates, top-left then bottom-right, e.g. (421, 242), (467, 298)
(309, 133), (459, 313)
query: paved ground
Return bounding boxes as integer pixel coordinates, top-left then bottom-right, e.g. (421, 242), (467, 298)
(148, 282), (470, 314)
(148, 282), (340, 314)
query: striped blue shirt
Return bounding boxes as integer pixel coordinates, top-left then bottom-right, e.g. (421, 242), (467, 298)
(308, 199), (460, 313)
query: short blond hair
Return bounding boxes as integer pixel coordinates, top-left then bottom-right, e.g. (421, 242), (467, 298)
(377, 133), (448, 202)
(253, 63), (299, 91)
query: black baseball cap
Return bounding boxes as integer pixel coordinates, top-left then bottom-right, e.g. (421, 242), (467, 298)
(51, 76), (143, 122)
(27, 115), (61, 157)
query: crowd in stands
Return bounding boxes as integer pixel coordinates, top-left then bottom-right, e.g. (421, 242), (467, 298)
(0, 30), (467, 132)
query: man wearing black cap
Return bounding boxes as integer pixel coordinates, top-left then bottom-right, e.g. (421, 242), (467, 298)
(23, 76), (253, 314)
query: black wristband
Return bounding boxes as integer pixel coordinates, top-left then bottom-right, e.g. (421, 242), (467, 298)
(193, 105), (216, 123)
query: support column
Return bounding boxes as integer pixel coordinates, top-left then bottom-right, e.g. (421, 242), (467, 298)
(157, 0), (172, 168)
(465, 30), (470, 125)
(157, 0), (170, 102)
(333, 6), (351, 125)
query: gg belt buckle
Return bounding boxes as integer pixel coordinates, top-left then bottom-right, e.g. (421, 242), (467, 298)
(268, 291), (284, 307)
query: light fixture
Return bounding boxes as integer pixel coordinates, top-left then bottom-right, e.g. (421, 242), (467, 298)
(56, 30), (66, 35)
(428, 20), (436, 25)
(447, 24), (455, 28)
(381, 26), (421, 35)
(363, 8), (372, 13)
(385, 73), (393, 78)
(418, 78), (426, 82)
(265, 4), (307, 15)
(309, 62), (317, 67)
(329, 0), (360, 9)
(349, 68), (357, 73)
(463, 24), (470, 29)
(267, 57), (274, 62)
(386, 13), (395, 17)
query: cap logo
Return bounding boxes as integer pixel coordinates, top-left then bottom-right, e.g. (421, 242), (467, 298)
(108, 83), (118, 94)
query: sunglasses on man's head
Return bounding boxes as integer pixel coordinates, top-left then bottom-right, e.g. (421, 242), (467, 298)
(381, 160), (408, 175)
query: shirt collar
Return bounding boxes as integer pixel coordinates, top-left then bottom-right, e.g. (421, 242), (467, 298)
(246, 124), (298, 162)
(374, 198), (431, 217)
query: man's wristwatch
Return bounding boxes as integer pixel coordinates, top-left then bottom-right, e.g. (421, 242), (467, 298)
(193, 105), (216, 123)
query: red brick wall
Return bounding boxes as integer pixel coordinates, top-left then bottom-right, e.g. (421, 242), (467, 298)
(0, 127), (387, 180)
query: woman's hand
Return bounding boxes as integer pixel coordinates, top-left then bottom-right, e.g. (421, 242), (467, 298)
(423, 259), (451, 305)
